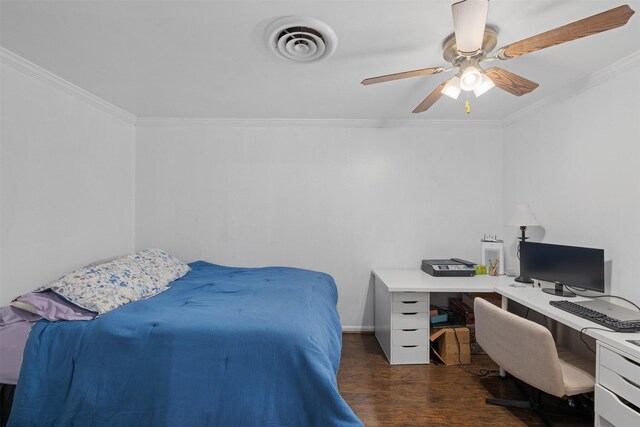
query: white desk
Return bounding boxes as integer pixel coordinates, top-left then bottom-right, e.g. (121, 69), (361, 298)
(497, 284), (611, 333)
(374, 269), (640, 426)
(372, 269), (511, 364)
(496, 283), (640, 361)
(496, 284), (640, 426)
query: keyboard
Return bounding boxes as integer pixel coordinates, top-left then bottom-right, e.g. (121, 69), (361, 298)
(549, 300), (640, 332)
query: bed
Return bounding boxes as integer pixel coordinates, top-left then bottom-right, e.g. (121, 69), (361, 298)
(6, 260), (362, 426)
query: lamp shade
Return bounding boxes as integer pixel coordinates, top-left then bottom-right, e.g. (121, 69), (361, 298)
(460, 66), (482, 91)
(473, 74), (495, 97)
(508, 204), (540, 227)
(441, 76), (462, 99)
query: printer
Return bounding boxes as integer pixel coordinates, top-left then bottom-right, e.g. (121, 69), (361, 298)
(421, 258), (477, 277)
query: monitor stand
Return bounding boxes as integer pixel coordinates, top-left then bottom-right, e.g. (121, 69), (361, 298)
(541, 282), (575, 297)
(514, 275), (533, 284)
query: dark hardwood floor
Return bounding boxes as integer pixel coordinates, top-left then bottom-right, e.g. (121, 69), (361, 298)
(337, 333), (593, 427)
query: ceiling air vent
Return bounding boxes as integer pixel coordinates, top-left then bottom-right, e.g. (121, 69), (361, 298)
(266, 17), (337, 63)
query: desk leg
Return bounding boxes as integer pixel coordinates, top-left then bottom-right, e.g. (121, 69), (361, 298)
(499, 296), (508, 378)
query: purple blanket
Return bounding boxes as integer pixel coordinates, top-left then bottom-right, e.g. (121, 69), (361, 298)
(0, 291), (94, 384)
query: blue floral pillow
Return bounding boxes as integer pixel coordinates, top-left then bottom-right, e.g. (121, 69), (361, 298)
(38, 249), (190, 315)
(126, 248), (191, 297)
(39, 258), (151, 314)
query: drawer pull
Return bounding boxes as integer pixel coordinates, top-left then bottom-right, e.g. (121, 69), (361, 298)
(401, 301), (418, 304)
(402, 313), (418, 315)
(622, 354), (640, 368)
(618, 392), (640, 414)
(595, 385), (640, 425)
(402, 329), (418, 332)
(622, 375), (640, 390)
(402, 345), (417, 348)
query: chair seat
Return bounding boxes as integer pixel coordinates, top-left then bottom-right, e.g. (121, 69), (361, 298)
(557, 346), (596, 396)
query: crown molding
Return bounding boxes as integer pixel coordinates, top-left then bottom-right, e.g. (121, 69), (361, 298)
(502, 49), (640, 127)
(135, 117), (503, 129)
(4, 44), (636, 130)
(0, 47), (137, 125)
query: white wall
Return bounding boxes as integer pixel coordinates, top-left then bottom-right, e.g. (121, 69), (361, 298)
(503, 64), (640, 305)
(0, 62), (135, 305)
(136, 123), (503, 328)
(4, 47), (636, 331)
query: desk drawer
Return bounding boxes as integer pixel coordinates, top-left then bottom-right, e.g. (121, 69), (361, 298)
(392, 292), (428, 302)
(392, 329), (428, 346)
(392, 345), (429, 364)
(595, 384), (640, 426)
(392, 300), (429, 313)
(392, 312), (429, 330)
(600, 366), (640, 408)
(599, 346), (640, 407)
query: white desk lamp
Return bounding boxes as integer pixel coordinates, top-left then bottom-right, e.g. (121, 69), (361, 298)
(508, 204), (540, 284)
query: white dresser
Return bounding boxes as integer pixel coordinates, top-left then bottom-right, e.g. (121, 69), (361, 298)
(595, 340), (640, 426)
(372, 269), (503, 365)
(374, 280), (430, 364)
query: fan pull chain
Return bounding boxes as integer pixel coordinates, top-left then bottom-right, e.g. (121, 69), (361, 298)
(465, 92), (471, 114)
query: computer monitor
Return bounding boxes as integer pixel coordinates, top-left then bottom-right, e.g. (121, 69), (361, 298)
(520, 242), (605, 297)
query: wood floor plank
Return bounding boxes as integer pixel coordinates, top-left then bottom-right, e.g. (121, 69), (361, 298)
(337, 334), (592, 427)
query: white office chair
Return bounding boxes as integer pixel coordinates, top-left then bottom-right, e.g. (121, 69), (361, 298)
(474, 298), (595, 423)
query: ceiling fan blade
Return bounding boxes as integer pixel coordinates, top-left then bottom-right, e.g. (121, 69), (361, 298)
(452, 0), (490, 55)
(361, 67), (444, 85)
(497, 5), (635, 60)
(484, 67), (539, 96)
(412, 80), (449, 113)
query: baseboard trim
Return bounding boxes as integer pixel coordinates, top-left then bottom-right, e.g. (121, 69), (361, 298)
(342, 326), (375, 333)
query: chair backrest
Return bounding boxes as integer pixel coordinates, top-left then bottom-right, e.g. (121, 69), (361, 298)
(474, 298), (566, 397)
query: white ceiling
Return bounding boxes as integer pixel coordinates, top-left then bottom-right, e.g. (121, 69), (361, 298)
(1, 0), (639, 120)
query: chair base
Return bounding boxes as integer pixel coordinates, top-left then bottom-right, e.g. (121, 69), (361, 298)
(485, 377), (593, 427)
(486, 397), (535, 410)
(486, 396), (553, 426)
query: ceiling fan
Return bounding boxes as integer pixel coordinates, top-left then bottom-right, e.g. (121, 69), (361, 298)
(361, 1), (635, 113)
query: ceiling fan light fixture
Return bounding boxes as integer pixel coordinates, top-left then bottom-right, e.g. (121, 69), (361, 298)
(362, 3), (634, 113)
(473, 74), (495, 97)
(460, 65), (482, 91)
(441, 76), (462, 99)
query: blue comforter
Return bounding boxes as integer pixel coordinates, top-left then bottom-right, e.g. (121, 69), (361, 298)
(9, 262), (362, 427)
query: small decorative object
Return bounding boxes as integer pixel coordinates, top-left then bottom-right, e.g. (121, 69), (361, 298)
(488, 258), (500, 276)
(475, 265), (487, 275)
(481, 236), (504, 276)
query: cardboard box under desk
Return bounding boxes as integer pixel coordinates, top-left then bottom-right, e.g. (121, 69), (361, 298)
(429, 327), (471, 365)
